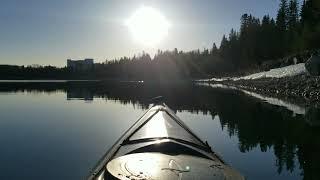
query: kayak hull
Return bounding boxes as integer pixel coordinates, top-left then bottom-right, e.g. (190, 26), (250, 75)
(88, 104), (244, 180)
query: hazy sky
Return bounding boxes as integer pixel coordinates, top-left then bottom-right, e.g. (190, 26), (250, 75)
(0, 0), (281, 66)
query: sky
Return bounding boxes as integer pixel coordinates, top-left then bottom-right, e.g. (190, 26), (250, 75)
(0, 0), (281, 67)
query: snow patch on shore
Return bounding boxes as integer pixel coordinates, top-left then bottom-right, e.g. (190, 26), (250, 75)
(197, 63), (307, 82)
(235, 63), (307, 80)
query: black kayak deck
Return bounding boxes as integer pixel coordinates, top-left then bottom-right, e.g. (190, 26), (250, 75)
(88, 104), (243, 180)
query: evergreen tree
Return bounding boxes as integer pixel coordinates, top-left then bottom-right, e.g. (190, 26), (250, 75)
(220, 35), (229, 53)
(277, 0), (289, 31)
(210, 43), (218, 55)
(276, 0), (289, 55)
(301, 0), (319, 28)
(229, 28), (238, 42)
(288, 0), (299, 31)
(287, 0), (300, 52)
(240, 14), (249, 36)
(300, 0), (320, 49)
(260, 15), (274, 60)
(300, 0), (307, 25)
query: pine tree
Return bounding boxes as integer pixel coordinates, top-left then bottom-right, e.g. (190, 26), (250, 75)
(210, 43), (218, 55)
(220, 35), (228, 51)
(240, 14), (249, 35)
(262, 15), (270, 26)
(276, 0), (289, 55)
(288, 0), (299, 31)
(286, 0), (300, 52)
(300, 0), (320, 49)
(300, 0), (308, 27)
(229, 29), (238, 42)
(219, 35), (229, 61)
(276, 0), (289, 31)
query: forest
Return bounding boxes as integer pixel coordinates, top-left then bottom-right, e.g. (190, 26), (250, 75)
(0, 0), (319, 80)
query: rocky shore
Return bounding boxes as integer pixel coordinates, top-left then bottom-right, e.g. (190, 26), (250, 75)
(207, 51), (320, 106)
(219, 75), (320, 106)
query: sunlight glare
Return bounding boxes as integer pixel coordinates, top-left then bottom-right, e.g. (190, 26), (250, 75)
(146, 112), (168, 137)
(126, 6), (170, 46)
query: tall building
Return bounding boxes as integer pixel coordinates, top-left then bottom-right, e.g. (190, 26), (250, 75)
(67, 59), (94, 72)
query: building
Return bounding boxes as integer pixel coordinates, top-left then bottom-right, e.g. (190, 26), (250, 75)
(67, 59), (94, 72)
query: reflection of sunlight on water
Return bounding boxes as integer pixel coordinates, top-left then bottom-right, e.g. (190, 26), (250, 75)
(146, 112), (168, 137)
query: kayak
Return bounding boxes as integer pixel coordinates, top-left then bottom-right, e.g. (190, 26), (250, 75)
(88, 103), (244, 180)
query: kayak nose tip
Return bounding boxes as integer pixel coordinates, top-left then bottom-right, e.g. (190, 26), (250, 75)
(149, 96), (165, 105)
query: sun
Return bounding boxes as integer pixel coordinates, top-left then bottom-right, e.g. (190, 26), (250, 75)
(126, 6), (170, 46)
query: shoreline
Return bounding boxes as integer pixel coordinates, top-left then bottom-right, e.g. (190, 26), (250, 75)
(206, 74), (320, 106)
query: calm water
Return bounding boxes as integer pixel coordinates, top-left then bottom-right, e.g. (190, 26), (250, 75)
(0, 81), (319, 180)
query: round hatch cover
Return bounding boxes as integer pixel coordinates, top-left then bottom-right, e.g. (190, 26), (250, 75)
(106, 152), (243, 180)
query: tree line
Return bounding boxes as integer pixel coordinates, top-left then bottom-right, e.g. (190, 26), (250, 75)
(220, 0), (319, 68)
(1, 0), (319, 80)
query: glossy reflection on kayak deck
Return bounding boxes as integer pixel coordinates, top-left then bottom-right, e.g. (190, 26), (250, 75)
(145, 111), (168, 138)
(129, 111), (204, 146)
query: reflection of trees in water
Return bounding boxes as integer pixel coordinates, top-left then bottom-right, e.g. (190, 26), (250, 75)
(211, 88), (320, 179)
(214, 92), (303, 173)
(0, 81), (320, 179)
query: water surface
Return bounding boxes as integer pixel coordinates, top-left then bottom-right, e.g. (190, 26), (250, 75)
(0, 81), (319, 180)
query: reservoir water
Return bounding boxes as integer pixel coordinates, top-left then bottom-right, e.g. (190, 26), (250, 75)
(0, 81), (319, 180)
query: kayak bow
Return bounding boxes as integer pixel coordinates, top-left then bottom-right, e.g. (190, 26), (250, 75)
(88, 103), (244, 180)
